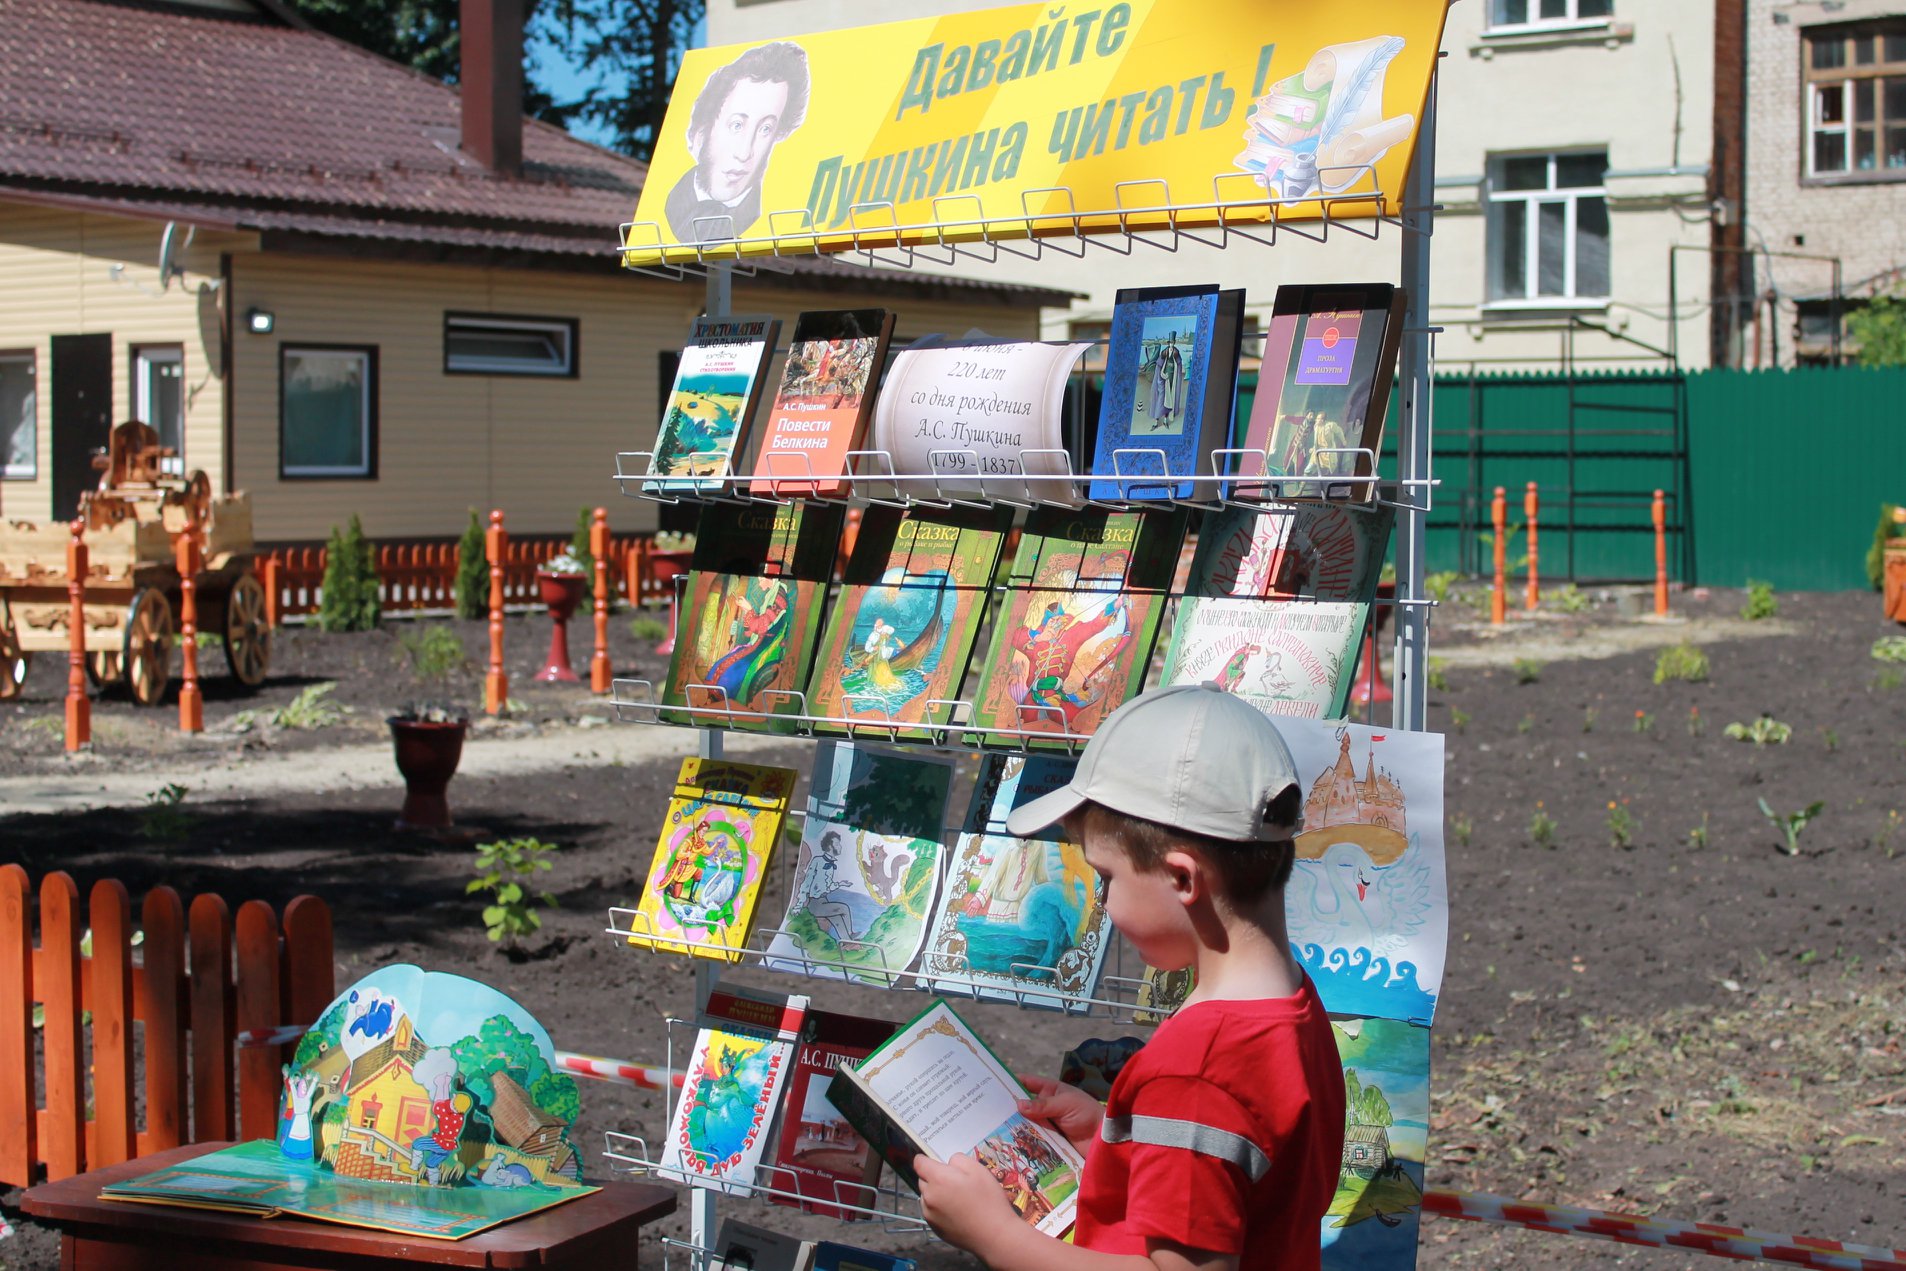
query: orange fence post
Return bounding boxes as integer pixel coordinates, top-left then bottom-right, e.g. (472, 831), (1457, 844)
(1491, 487), (1507, 626)
(262, 552), (282, 629)
(1653, 489), (1670, 616)
(0, 864), (33, 1186)
(40, 871), (84, 1180)
(89, 879), (137, 1168)
(177, 525), (203, 733)
(140, 885), (188, 1157)
(485, 510), (508, 715)
(234, 900), (282, 1142)
(65, 520), (90, 751)
(1524, 481), (1540, 611)
(591, 508), (612, 694)
(188, 893), (234, 1143)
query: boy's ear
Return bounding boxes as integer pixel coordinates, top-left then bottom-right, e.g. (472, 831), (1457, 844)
(1161, 849), (1203, 904)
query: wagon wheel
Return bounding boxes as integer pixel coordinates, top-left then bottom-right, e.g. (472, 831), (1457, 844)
(222, 573), (271, 688)
(170, 469), (213, 530)
(122, 587), (174, 707)
(0, 620), (25, 701)
(87, 651), (124, 689)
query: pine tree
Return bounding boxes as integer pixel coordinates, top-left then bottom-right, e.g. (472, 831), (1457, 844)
(318, 515), (382, 631)
(569, 506), (597, 581)
(454, 510), (490, 619)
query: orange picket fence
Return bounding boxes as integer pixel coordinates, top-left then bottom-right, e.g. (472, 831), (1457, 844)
(0, 865), (335, 1186)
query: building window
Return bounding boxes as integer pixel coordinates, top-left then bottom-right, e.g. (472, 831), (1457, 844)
(443, 313), (577, 376)
(1489, 0), (1611, 31)
(1804, 22), (1906, 178)
(281, 345), (376, 479)
(0, 351), (34, 479)
(133, 345), (185, 475)
(1486, 150), (1611, 303)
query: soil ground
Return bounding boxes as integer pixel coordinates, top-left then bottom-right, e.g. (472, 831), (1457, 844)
(2, 587), (1904, 1270)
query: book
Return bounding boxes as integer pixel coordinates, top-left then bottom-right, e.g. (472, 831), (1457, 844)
(763, 742), (955, 987)
(626, 758), (797, 960)
(648, 314), (781, 493)
(660, 983), (810, 1196)
(966, 506), (1188, 746)
(1157, 502), (1395, 721)
(1057, 1036), (1147, 1101)
(768, 1008), (901, 1220)
(1086, 286), (1246, 502)
(1240, 284), (1407, 500)
(663, 500), (846, 732)
(805, 504), (1014, 741)
(749, 309), (896, 498)
(812, 1244), (918, 1271)
(868, 336), (1092, 503)
(920, 755), (1110, 1012)
(1133, 964), (1195, 1025)
(825, 1000), (1083, 1237)
(710, 1218), (815, 1271)
(1321, 1014), (1431, 1271)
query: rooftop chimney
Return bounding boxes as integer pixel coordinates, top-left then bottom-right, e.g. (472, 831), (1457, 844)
(461, 0), (523, 176)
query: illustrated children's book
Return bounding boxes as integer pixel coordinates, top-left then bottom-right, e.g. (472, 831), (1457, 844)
(750, 308), (896, 498)
(967, 507), (1188, 746)
(1321, 1015), (1431, 1271)
(1240, 284), (1406, 500)
(663, 501), (846, 731)
(101, 966), (594, 1240)
(1158, 501), (1394, 721)
(763, 742), (955, 986)
(812, 1244), (918, 1271)
(805, 504), (1014, 740)
(921, 755), (1110, 1012)
(647, 314), (781, 492)
(769, 1008), (901, 1220)
(660, 983), (810, 1196)
(627, 758), (797, 960)
(1087, 285), (1245, 503)
(710, 1218), (815, 1270)
(1132, 964), (1195, 1026)
(826, 1000), (1083, 1237)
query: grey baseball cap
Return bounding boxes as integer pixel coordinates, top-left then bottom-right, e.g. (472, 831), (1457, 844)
(1004, 682), (1302, 842)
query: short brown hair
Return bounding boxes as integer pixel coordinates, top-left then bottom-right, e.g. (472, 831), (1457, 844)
(1066, 786), (1301, 906)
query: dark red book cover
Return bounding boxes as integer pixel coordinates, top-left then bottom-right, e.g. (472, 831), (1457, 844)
(770, 1009), (898, 1220)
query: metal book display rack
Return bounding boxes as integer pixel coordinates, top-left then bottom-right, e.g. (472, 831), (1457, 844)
(600, 77), (1445, 1270)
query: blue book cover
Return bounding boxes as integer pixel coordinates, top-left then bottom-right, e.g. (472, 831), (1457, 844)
(1088, 286), (1243, 502)
(812, 1243), (917, 1271)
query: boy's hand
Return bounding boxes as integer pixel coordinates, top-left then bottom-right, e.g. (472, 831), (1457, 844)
(1018, 1075), (1104, 1155)
(915, 1153), (1019, 1261)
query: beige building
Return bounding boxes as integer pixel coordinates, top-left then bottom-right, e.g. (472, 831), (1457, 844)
(0, 0), (1063, 544)
(704, 0), (1720, 371)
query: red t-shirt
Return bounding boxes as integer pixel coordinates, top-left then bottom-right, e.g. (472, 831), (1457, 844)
(1073, 979), (1345, 1269)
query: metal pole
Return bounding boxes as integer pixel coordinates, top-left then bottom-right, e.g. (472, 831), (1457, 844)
(1393, 67), (1436, 733)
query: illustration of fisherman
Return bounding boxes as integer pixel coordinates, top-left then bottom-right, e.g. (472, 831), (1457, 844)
(861, 617), (903, 692)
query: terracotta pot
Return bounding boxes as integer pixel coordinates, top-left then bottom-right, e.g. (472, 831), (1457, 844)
(535, 570), (588, 682)
(388, 717), (468, 829)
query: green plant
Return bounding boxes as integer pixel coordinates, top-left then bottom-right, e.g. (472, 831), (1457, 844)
(542, 549), (588, 577)
(1653, 643), (1710, 684)
(453, 510), (489, 620)
(1528, 803), (1557, 849)
(569, 506), (597, 580)
(1758, 798), (1824, 857)
(139, 783), (192, 842)
(1877, 668), (1904, 692)
(1517, 713), (1535, 734)
(397, 626), (468, 682)
(19, 715), (63, 739)
(1449, 705), (1471, 733)
(1724, 715), (1792, 746)
(1848, 290), (1906, 367)
(1686, 705), (1705, 737)
(1876, 809), (1903, 859)
(391, 701), (469, 725)
(1605, 798), (1636, 850)
(630, 615), (670, 641)
(1451, 813), (1474, 848)
(1866, 504), (1902, 590)
(1424, 571), (1460, 605)
(652, 530), (696, 553)
(273, 682), (344, 730)
(318, 515), (382, 632)
(1632, 710), (1654, 734)
(1479, 522), (1528, 570)
(1740, 578), (1779, 621)
(1582, 706), (1598, 733)
(1688, 811), (1710, 849)
(1552, 583), (1592, 614)
(1822, 726), (1840, 753)
(1427, 657), (1450, 693)
(1874, 637), (1906, 664)
(468, 837), (560, 947)
(1513, 658), (1543, 685)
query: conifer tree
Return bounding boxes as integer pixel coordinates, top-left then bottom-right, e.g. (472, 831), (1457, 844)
(454, 510), (490, 619)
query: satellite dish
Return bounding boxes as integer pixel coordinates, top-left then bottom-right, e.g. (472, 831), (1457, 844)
(156, 222), (193, 291)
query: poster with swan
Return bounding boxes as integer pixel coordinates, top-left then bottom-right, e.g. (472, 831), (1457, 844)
(1278, 718), (1446, 1024)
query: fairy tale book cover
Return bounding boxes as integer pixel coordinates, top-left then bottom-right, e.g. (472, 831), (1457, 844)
(804, 505), (1013, 742)
(749, 309), (896, 498)
(967, 506), (1188, 747)
(663, 501), (846, 732)
(768, 1008), (901, 1220)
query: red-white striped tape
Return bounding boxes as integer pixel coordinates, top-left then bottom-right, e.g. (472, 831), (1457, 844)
(237, 1026), (681, 1092)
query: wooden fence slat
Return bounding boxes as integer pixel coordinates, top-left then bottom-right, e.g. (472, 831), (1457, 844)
(189, 893), (235, 1143)
(88, 879), (137, 1167)
(140, 886), (188, 1156)
(39, 871), (84, 1181)
(280, 895), (335, 1040)
(0, 864), (34, 1187)
(234, 901), (282, 1142)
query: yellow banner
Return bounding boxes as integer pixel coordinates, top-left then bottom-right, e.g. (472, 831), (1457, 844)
(624, 0), (1450, 267)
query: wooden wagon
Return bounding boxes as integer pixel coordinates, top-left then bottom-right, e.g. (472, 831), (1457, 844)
(0, 422), (271, 706)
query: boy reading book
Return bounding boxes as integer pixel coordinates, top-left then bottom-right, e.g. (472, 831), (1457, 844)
(914, 683), (1346, 1271)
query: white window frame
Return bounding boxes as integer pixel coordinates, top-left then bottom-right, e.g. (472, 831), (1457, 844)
(133, 345), (185, 475)
(281, 345), (376, 480)
(443, 313), (577, 377)
(1808, 80), (1851, 176)
(1803, 23), (1906, 181)
(0, 350), (35, 479)
(1486, 151), (1611, 306)
(1487, 0), (1612, 34)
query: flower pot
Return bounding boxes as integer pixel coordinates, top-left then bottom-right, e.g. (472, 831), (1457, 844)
(535, 569), (588, 682)
(1350, 581), (1396, 714)
(388, 717), (468, 830)
(1886, 541), (1906, 625)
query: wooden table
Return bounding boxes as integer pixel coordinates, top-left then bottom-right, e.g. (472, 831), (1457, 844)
(22, 1143), (677, 1270)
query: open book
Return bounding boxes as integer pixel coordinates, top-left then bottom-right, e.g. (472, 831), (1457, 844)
(825, 1000), (1082, 1237)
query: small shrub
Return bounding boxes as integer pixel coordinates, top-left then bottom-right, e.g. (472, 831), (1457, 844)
(1582, 707), (1598, 733)
(1866, 503), (1901, 591)
(1688, 812), (1710, 849)
(1877, 668), (1904, 693)
(1513, 658), (1543, 685)
(318, 515), (381, 632)
(1517, 713), (1535, 735)
(1552, 583), (1593, 614)
(630, 615), (670, 642)
(468, 837), (561, 947)
(139, 783), (192, 842)
(398, 626), (469, 682)
(1449, 705), (1471, 733)
(1724, 714), (1792, 746)
(274, 682), (344, 730)
(1450, 814), (1474, 848)
(1740, 579), (1779, 621)
(1605, 798), (1636, 850)
(1822, 726), (1840, 752)
(1653, 643), (1710, 684)
(569, 507), (598, 581)
(453, 510), (489, 620)
(1424, 571), (1461, 605)
(1528, 803), (1557, 849)
(1874, 636), (1906, 664)
(1427, 657), (1450, 693)
(1758, 798), (1823, 857)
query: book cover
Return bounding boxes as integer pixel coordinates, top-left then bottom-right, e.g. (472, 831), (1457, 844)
(763, 742), (955, 986)
(967, 506), (1188, 747)
(1321, 1015), (1431, 1271)
(1240, 284), (1406, 500)
(627, 758), (797, 960)
(921, 755), (1110, 1012)
(812, 1243), (918, 1271)
(805, 504), (1013, 740)
(750, 309), (896, 498)
(660, 983), (810, 1196)
(768, 1008), (901, 1220)
(663, 501), (846, 732)
(648, 314), (781, 493)
(1087, 286), (1245, 502)
(1133, 964), (1195, 1026)
(1158, 502), (1394, 721)
(710, 1218), (814, 1271)
(826, 1000), (1083, 1237)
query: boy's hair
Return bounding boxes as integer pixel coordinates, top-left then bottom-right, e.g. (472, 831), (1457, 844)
(1067, 785), (1303, 905)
